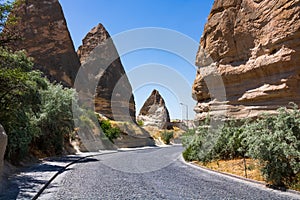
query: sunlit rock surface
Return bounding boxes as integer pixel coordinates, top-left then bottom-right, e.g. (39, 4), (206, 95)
(193, 0), (300, 120)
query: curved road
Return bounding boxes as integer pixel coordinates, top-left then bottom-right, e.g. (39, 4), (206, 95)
(39, 146), (299, 200)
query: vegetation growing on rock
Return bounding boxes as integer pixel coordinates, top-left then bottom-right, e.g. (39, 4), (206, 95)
(161, 130), (174, 145)
(99, 119), (120, 143)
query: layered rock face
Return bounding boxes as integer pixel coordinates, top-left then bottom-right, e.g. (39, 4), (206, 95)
(193, 0), (300, 120)
(77, 23), (136, 121)
(138, 90), (171, 129)
(4, 0), (80, 87)
(111, 122), (155, 148)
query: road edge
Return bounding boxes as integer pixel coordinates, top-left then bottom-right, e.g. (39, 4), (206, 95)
(179, 154), (300, 198)
(32, 146), (160, 199)
(32, 151), (118, 200)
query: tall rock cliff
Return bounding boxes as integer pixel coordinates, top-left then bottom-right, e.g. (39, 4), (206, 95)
(193, 0), (300, 120)
(138, 90), (171, 129)
(4, 0), (80, 87)
(77, 23), (136, 121)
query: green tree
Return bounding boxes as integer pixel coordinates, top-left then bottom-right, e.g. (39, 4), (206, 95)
(32, 81), (76, 155)
(0, 48), (47, 162)
(0, 2), (79, 161)
(0, 47), (78, 161)
(0, 0), (13, 31)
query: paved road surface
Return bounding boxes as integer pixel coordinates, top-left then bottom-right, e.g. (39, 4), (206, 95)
(39, 146), (299, 200)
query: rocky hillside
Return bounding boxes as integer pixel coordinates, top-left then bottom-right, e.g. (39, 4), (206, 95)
(77, 24), (136, 121)
(193, 0), (300, 120)
(4, 0), (80, 87)
(2, 0), (151, 151)
(138, 90), (171, 129)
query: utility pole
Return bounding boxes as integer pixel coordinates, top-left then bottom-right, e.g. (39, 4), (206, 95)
(180, 103), (188, 129)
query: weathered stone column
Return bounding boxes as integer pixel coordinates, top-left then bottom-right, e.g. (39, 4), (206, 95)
(0, 124), (7, 192)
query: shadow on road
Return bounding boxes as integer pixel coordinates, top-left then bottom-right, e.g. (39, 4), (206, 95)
(0, 156), (100, 199)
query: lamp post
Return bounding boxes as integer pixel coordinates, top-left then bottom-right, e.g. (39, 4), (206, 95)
(180, 103), (188, 128)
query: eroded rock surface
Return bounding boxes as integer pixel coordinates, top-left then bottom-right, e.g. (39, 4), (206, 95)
(138, 90), (171, 129)
(4, 0), (80, 87)
(77, 24), (136, 121)
(193, 0), (300, 120)
(112, 122), (155, 148)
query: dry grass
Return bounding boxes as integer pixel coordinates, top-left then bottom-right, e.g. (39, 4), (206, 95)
(195, 159), (265, 182)
(194, 159), (300, 191)
(149, 130), (161, 140)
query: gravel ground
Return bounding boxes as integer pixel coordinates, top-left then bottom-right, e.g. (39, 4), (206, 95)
(38, 146), (300, 200)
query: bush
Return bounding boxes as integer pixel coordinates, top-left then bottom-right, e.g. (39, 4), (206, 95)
(137, 120), (144, 127)
(182, 128), (206, 161)
(182, 120), (246, 163)
(182, 145), (194, 161)
(161, 131), (174, 145)
(182, 125), (213, 163)
(212, 120), (246, 160)
(182, 104), (300, 187)
(99, 120), (120, 143)
(243, 105), (300, 187)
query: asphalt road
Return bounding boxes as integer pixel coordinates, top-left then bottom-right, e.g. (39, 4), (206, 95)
(39, 146), (299, 200)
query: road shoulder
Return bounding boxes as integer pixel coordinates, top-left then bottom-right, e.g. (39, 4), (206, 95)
(179, 154), (300, 199)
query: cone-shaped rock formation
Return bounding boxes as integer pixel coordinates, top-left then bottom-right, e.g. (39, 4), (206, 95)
(4, 0), (80, 87)
(77, 23), (136, 122)
(138, 90), (171, 129)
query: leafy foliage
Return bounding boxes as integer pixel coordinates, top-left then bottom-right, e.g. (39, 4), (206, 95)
(212, 120), (246, 160)
(0, 0), (13, 32)
(182, 124), (216, 163)
(0, 47), (77, 162)
(183, 105), (300, 187)
(161, 130), (174, 145)
(242, 105), (300, 186)
(99, 120), (120, 143)
(32, 81), (76, 155)
(182, 128), (205, 161)
(0, 2), (81, 161)
(137, 120), (144, 127)
(0, 48), (47, 162)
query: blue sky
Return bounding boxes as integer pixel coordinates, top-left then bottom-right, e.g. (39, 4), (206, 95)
(59, 0), (214, 120)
